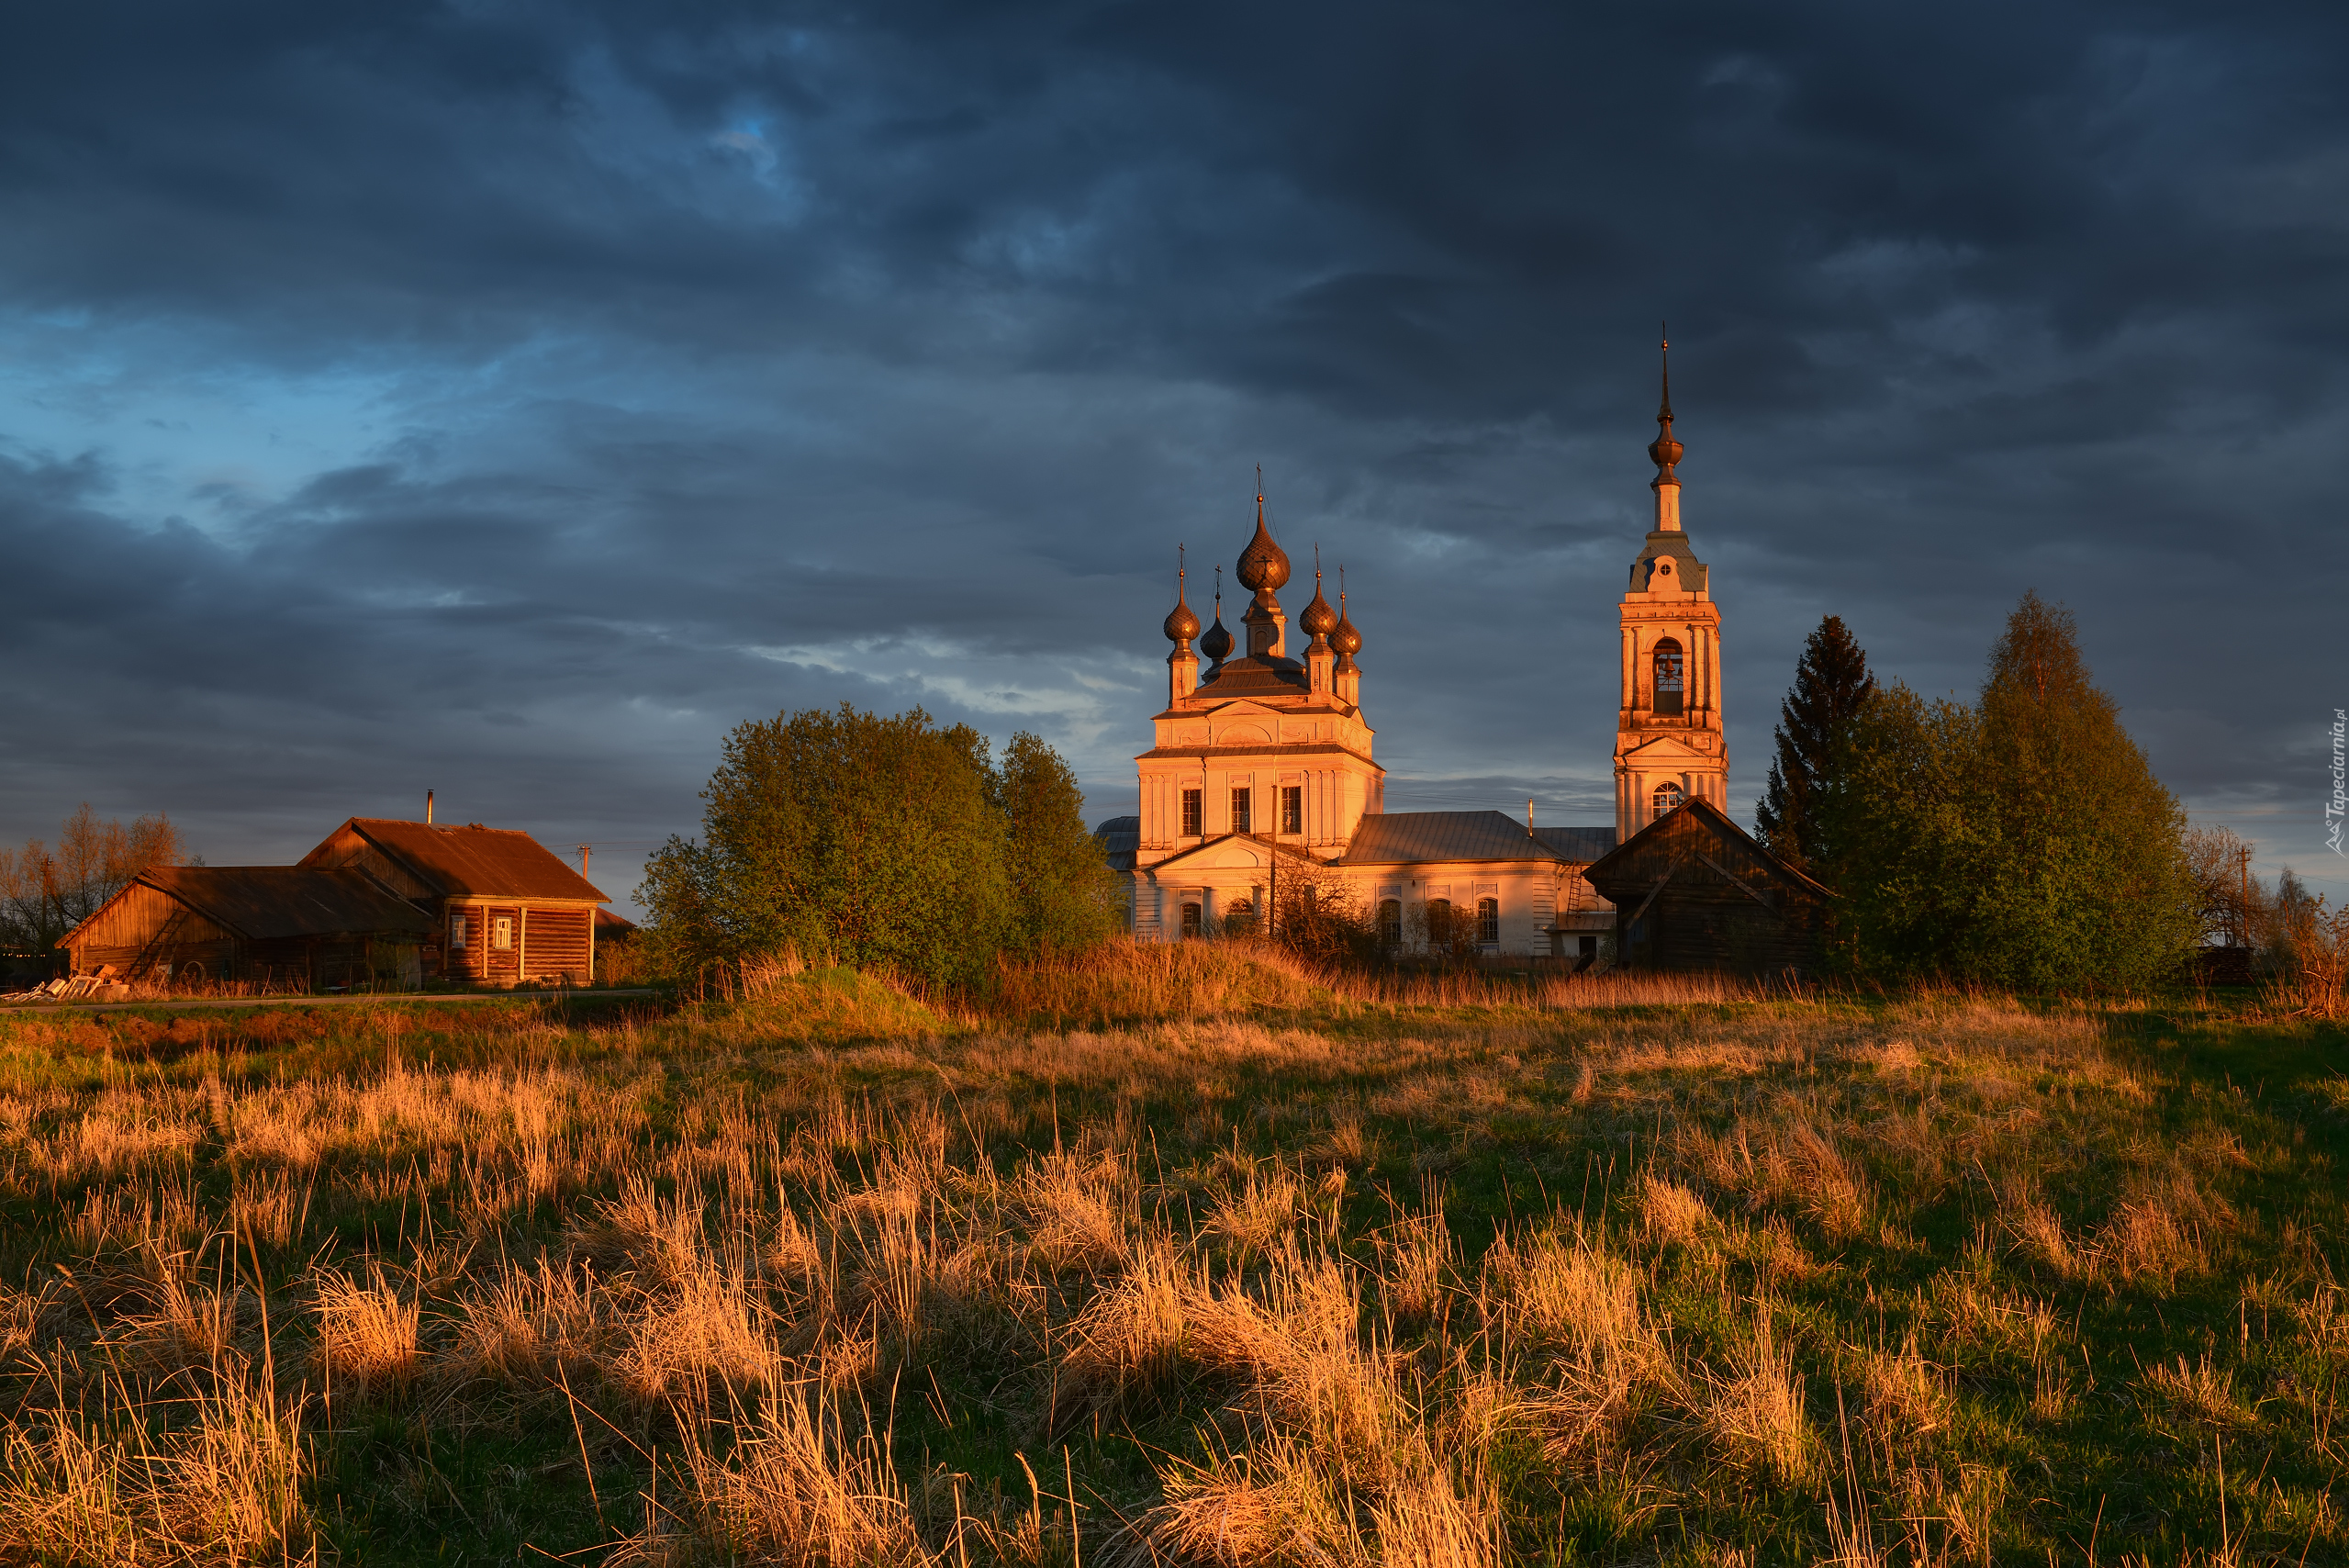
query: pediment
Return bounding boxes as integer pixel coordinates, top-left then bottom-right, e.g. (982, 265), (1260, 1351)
(1620, 734), (1714, 764)
(1205, 700), (1282, 719)
(1147, 834), (1319, 875)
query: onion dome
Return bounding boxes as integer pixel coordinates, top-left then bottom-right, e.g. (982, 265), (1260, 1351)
(1330, 588), (1362, 656)
(1648, 326), (1683, 481)
(1200, 612), (1233, 663)
(1234, 493), (1291, 595)
(1300, 566), (1337, 639)
(1163, 565), (1200, 644)
(1200, 569), (1234, 663)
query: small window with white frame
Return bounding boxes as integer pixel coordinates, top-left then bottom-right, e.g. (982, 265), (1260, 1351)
(493, 916), (513, 950)
(449, 913), (468, 949)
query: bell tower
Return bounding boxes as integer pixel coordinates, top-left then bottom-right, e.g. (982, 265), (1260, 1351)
(1614, 331), (1727, 839)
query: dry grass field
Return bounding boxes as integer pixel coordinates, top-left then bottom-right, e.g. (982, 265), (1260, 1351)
(0, 944), (2342, 1565)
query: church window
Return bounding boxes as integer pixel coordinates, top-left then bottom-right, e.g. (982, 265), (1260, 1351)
(1231, 787), (1252, 834)
(1281, 785), (1303, 834)
(1225, 898), (1255, 935)
(1378, 900), (1402, 946)
(1652, 780), (1686, 814)
(1181, 790), (1202, 837)
(1180, 902), (1202, 938)
(1652, 639), (1684, 715)
(1427, 898), (1454, 946)
(1478, 898), (1499, 945)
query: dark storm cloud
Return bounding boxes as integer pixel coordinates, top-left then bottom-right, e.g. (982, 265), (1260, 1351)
(4, 0), (2346, 901)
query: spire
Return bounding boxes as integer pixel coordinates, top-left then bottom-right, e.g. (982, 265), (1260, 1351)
(1200, 566), (1234, 666)
(1646, 323), (1685, 532)
(1647, 323), (1683, 484)
(1162, 543), (1200, 645)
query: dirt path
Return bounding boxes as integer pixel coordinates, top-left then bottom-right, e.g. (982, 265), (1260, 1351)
(0, 988), (665, 1015)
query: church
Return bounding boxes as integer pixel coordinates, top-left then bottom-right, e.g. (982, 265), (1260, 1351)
(1102, 352), (1729, 960)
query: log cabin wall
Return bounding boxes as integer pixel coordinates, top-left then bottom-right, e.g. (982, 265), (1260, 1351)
(520, 907), (592, 980)
(439, 900), (597, 984)
(443, 902), (489, 982)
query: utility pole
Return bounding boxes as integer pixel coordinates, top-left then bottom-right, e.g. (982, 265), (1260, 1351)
(2238, 845), (2253, 948)
(579, 845), (592, 879)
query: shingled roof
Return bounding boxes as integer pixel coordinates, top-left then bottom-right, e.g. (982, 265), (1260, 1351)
(138, 867), (432, 942)
(308, 819), (608, 902)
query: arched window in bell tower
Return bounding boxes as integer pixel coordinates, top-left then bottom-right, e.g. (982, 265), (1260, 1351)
(1652, 779), (1686, 815)
(1651, 639), (1684, 715)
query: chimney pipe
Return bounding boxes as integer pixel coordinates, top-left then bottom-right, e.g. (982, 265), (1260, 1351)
(426, 790), (434, 825)
(1527, 798), (1535, 838)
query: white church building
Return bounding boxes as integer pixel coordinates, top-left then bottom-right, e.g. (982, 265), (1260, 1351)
(1101, 351), (1729, 959)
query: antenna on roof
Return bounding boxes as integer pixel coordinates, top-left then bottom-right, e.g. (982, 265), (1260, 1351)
(426, 790), (434, 825)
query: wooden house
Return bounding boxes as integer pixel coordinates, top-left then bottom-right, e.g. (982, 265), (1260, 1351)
(1580, 797), (1833, 974)
(299, 819), (610, 985)
(61, 867), (432, 990)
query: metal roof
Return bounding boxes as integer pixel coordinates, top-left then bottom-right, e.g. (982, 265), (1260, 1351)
(313, 819), (608, 902)
(1197, 656), (1308, 697)
(141, 867), (433, 942)
(1340, 811), (1598, 866)
(1093, 816), (1140, 872)
(1534, 825), (1619, 863)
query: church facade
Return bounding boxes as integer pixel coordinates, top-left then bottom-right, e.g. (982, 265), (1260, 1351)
(1108, 357), (1725, 960)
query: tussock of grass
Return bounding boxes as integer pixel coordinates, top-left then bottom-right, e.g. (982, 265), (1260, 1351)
(0, 946), (2340, 1563)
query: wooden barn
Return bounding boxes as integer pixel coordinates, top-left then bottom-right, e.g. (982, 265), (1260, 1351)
(61, 867), (432, 990)
(1581, 798), (1833, 975)
(299, 819), (609, 985)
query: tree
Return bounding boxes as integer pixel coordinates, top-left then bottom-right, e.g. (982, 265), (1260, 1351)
(2182, 824), (2260, 949)
(1754, 616), (1874, 870)
(639, 705), (1111, 989)
(0, 803), (188, 962)
(1818, 593), (2194, 989)
(998, 732), (1120, 954)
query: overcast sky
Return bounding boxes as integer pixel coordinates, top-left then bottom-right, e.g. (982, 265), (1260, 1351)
(5, 1), (2345, 913)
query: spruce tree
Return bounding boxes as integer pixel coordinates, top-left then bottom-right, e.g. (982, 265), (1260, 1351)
(1754, 616), (1874, 870)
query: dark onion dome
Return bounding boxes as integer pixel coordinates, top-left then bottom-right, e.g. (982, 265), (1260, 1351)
(1330, 591), (1362, 656)
(1163, 572), (1200, 644)
(1234, 495), (1291, 594)
(1300, 572), (1338, 638)
(1200, 610), (1234, 663)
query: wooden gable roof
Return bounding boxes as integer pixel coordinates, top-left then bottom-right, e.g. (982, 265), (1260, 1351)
(1583, 797), (1831, 903)
(301, 819), (608, 903)
(61, 866), (432, 950)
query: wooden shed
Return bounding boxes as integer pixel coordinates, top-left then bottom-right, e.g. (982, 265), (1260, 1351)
(1580, 798), (1833, 975)
(299, 819), (609, 985)
(61, 867), (433, 990)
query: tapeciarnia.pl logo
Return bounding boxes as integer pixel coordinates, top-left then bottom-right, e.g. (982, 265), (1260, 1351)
(2330, 708), (2346, 857)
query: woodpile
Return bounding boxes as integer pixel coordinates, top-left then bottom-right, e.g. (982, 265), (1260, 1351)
(0, 972), (133, 1002)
